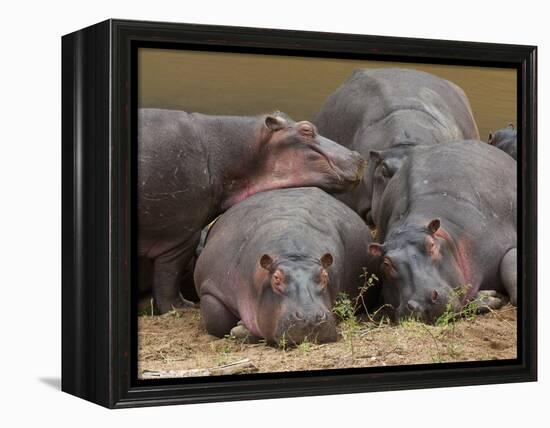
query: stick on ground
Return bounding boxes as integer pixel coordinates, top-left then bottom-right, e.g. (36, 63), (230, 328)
(140, 358), (258, 379)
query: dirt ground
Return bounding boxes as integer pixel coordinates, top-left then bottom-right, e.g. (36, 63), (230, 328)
(137, 304), (517, 378)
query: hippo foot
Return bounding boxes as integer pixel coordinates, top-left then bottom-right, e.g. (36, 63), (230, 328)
(230, 321), (261, 343)
(473, 290), (508, 314)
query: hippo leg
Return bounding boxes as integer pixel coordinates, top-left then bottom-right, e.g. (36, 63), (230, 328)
(500, 248), (517, 306)
(474, 290), (507, 313)
(153, 241), (198, 314)
(200, 294), (239, 338)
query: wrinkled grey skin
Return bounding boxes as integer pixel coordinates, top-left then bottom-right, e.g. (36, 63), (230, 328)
(369, 141), (422, 227)
(194, 187), (380, 345)
(370, 141), (517, 323)
(139, 108), (365, 314)
(314, 68), (480, 227)
(489, 124), (517, 160)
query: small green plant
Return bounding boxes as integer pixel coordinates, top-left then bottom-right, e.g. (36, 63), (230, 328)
(435, 284), (481, 327)
(340, 315), (360, 360)
(296, 339), (313, 356)
(334, 270), (381, 322)
(429, 285), (481, 362)
(461, 300), (479, 321)
(419, 323), (444, 363)
(278, 332), (288, 352)
(332, 271), (382, 362)
(435, 302), (456, 327)
(333, 292), (355, 321)
(399, 316), (422, 329)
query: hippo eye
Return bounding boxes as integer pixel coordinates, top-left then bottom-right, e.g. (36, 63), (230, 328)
(381, 163), (391, 178)
(431, 289), (439, 303)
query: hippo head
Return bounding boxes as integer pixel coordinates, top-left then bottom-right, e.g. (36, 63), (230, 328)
(367, 142), (418, 228)
(488, 123), (516, 146)
(369, 219), (465, 323)
(255, 253), (337, 345)
(222, 113), (365, 209)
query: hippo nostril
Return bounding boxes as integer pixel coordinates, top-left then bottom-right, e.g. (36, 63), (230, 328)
(294, 311), (305, 321)
(316, 312), (328, 323)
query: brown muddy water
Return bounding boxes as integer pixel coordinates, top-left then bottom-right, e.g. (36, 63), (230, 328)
(138, 48), (517, 141)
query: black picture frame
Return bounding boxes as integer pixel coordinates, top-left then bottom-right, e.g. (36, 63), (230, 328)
(61, 19), (537, 408)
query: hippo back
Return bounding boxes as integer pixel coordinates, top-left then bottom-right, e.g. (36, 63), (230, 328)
(194, 187), (375, 305)
(314, 68), (480, 150)
(313, 68), (480, 221)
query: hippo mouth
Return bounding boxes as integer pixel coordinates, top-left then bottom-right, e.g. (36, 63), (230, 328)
(309, 144), (365, 192)
(395, 299), (455, 325)
(327, 161), (365, 193)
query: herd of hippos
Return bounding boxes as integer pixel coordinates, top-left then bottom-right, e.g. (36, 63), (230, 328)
(138, 68), (518, 346)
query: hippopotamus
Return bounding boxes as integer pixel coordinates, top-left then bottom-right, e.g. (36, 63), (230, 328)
(139, 109), (365, 313)
(368, 140), (516, 323)
(193, 187), (380, 344)
(313, 68), (479, 227)
(489, 123), (517, 160)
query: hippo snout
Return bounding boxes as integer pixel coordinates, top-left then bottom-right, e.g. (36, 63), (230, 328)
(398, 298), (448, 324)
(336, 148), (364, 169)
(276, 310), (337, 345)
(335, 151), (366, 190)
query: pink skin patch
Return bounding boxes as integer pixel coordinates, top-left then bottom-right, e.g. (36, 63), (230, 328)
(456, 236), (476, 301)
(238, 300), (262, 338)
(221, 127), (349, 211)
(235, 266), (271, 338)
(434, 227), (475, 302)
(222, 177), (301, 210)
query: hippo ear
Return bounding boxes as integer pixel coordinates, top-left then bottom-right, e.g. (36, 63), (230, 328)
(264, 115), (285, 132)
(427, 219), (441, 234)
(488, 133), (494, 145)
(320, 253), (333, 269)
(508, 123), (515, 130)
(368, 243), (385, 257)
(260, 254), (274, 271)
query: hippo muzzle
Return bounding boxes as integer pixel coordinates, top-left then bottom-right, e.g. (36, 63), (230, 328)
(274, 309), (337, 345)
(315, 134), (366, 192)
(337, 151), (366, 189)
